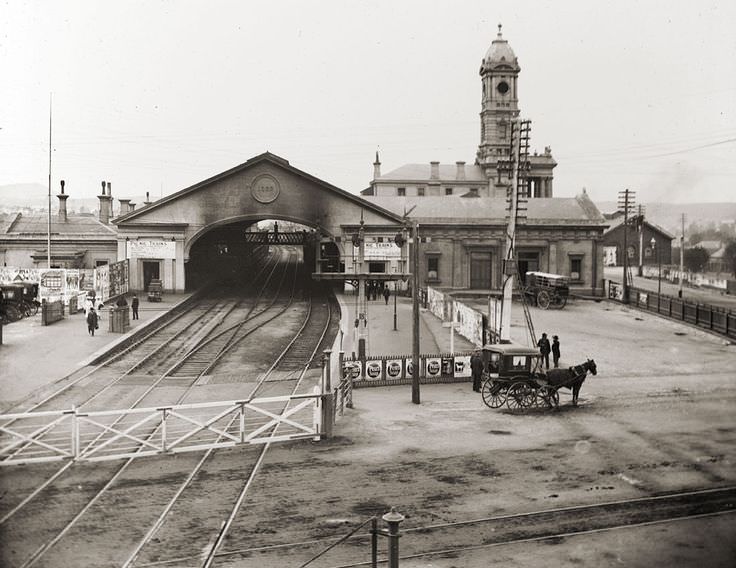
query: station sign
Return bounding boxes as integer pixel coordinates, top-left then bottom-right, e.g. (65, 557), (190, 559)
(128, 240), (176, 259)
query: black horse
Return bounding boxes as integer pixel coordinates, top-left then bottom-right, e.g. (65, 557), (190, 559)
(544, 359), (597, 406)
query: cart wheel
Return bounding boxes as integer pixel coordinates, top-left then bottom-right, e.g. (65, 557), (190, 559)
(537, 291), (551, 309)
(536, 386), (559, 409)
(556, 296), (567, 309)
(506, 382), (535, 410)
(481, 379), (506, 408)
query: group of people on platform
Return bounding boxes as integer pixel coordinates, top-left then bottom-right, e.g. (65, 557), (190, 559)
(84, 293), (140, 337)
(365, 281), (392, 305)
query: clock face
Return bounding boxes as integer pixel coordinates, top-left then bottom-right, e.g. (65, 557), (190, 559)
(497, 81), (509, 95)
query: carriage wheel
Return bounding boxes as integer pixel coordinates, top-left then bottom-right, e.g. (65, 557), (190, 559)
(506, 382), (535, 410)
(536, 386), (559, 409)
(553, 296), (567, 309)
(537, 291), (551, 309)
(481, 379), (506, 408)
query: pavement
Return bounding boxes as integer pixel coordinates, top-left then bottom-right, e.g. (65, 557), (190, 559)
(0, 293), (194, 412)
(336, 290), (478, 359)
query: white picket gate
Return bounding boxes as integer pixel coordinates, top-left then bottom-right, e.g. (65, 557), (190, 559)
(0, 392), (322, 466)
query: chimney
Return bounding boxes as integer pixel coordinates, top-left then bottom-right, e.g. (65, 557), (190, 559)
(129, 202), (136, 212)
(57, 180), (69, 222)
(118, 198), (131, 216)
(430, 161), (440, 180)
(455, 161), (466, 181)
(373, 151), (381, 180)
(98, 180), (112, 224)
(144, 191), (151, 205)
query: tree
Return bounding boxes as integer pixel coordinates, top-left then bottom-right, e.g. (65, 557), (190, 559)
(724, 240), (736, 277)
(683, 246), (710, 273)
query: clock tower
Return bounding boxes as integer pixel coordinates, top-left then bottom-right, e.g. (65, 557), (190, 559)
(476, 25), (555, 198)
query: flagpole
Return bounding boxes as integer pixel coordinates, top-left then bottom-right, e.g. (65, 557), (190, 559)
(47, 93), (52, 269)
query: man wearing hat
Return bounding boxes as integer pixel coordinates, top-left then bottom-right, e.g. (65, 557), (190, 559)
(552, 335), (561, 368)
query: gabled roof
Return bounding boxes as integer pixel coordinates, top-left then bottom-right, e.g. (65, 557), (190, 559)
(115, 151), (404, 225)
(361, 192), (607, 226)
(604, 216), (674, 239)
(0, 212), (117, 238)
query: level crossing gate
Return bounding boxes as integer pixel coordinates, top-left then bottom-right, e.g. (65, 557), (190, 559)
(0, 392), (322, 466)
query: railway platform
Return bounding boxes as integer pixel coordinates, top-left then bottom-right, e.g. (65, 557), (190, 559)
(336, 290), (478, 359)
(0, 293), (194, 412)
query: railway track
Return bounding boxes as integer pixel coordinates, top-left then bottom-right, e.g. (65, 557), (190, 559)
(180, 486), (736, 567)
(0, 247), (340, 567)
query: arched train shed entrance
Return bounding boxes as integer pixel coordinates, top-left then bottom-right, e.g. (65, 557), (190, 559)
(114, 152), (407, 292)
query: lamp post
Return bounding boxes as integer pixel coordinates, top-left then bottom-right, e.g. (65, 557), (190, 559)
(650, 237), (661, 313)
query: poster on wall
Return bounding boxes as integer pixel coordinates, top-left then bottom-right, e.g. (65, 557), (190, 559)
(441, 357), (454, 378)
(343, 360), (362, 381)
(39, 269), (64, 301)
(454, 355), (471, 378)
(0, 267), (41, 284)
(424, 357), (442, 379)
(108, 259), (129, 298)
(385, 359), (403, 381)
(405, 358), (415, 379)
(364, 359), (383, 381)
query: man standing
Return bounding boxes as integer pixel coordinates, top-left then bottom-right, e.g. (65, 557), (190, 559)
(552, 335), (561, 368)
(537, 332), (551, 370)
(131, 294), (139, 320)
(383, 285), (390, 305)
(470, 350), (484, 392)
(86, 307), (98, 336)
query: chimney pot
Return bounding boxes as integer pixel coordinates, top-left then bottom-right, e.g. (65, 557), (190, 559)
(101, 180), (106, 194)
(106, 182), (111, 196)
(430, 161), (440, 180)
(60, 180), (65, 194)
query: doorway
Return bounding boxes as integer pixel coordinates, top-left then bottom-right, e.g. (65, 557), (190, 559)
(142, 260), (161, 290)
(470, 252), (492, 289)
(517, 252), (540, 284)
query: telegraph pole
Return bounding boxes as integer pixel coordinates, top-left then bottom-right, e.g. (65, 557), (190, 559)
(617, 189), (636, 303)
(499, 119), (528, 341)
(411, 219), (420, 404)
(47, 93), (52, 269)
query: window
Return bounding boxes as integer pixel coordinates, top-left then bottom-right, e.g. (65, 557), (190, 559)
(397, 187), (406, 196)
(368, 261), (386, 273)
(417, 187), (425, 196)
(95, 260), (108, 267)
(427, 257), (439, 280)
(569, 256), (583, 282)
(445, 187), (453, 195)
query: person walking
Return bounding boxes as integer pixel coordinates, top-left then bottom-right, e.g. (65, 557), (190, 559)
(537, 332), (551, 370)
(552, 335), (561, 368)
(131, 294), (139, 320)
(383, 285), (390, 305)
(86, 307), (98, 336)
(470, 350), (484, 392)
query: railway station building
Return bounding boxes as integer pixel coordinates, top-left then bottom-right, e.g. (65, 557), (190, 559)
(3, 27), (607, 298)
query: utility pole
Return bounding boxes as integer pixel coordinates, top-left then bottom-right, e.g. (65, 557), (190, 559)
(499, 119), (528, 341)
(637, 204), (646, 277)
(617, 189), (636, 303)
(679, 213), (685, 298)
(411, 219), (420, 404)
(47, 93), (52, 269)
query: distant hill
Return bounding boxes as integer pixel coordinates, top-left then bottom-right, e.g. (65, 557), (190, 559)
(595, 201), (736, 236)
(0, 184), (148, 215)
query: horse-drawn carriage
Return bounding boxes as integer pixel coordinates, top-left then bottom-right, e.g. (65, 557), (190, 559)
(523, 271), (569, 309)
(1, 282), (40, 323)
(480, 341), (596, 410)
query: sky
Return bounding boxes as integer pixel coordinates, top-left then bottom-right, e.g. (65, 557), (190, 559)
(1, 0), (735, 205)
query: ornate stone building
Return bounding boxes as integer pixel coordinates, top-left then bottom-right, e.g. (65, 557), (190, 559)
(361, 27), (607, 295)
